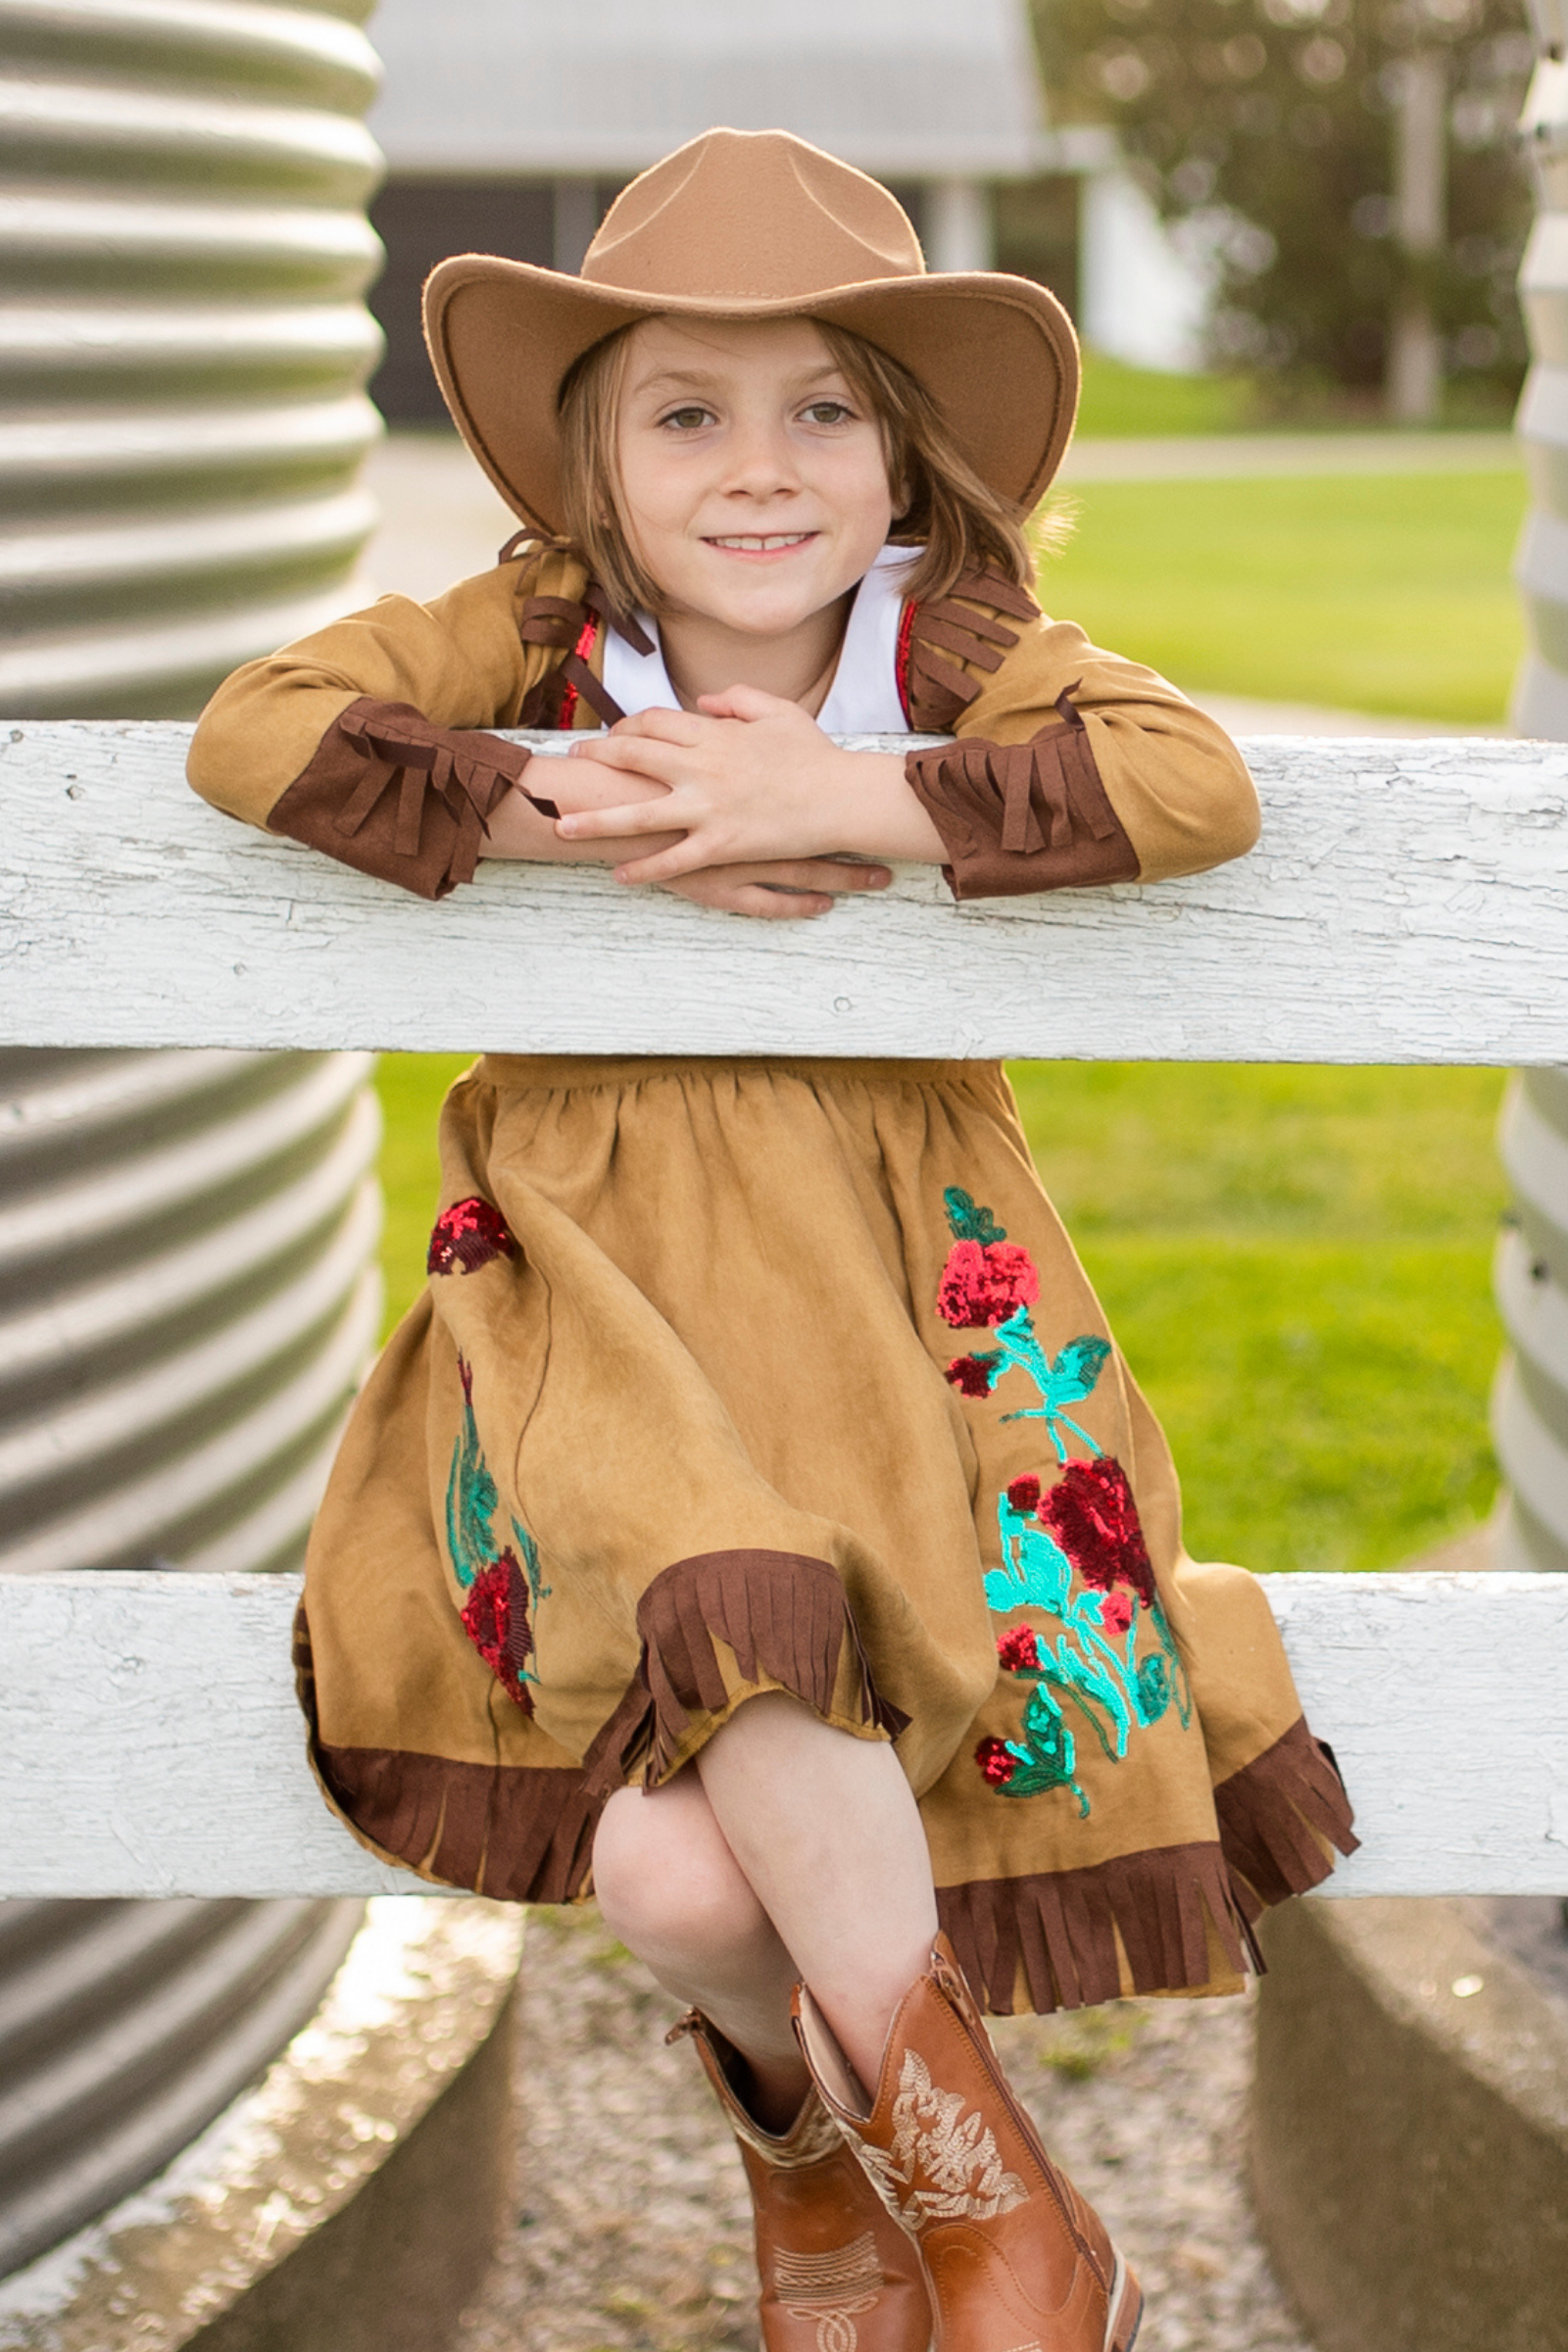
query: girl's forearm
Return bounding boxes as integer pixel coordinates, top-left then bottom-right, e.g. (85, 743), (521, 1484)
(828, 751), (947, 863)
(482, 762), (682, 866)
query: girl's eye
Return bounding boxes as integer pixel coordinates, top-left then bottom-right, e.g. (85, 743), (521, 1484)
(802, 401), (854, 425)
(661, 405), (714, 432)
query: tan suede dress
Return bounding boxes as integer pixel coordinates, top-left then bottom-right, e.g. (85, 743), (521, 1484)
(191, 543), (1357, 2015)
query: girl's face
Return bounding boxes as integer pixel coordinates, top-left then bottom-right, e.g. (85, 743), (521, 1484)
(613, 316), (897, 636)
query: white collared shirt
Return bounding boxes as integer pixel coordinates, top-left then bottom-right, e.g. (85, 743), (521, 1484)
(600, 542), (920, 731)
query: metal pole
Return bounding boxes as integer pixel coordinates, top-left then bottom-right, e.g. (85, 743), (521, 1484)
(1388, 51), (1446, 424)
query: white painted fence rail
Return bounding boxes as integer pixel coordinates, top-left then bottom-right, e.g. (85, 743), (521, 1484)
(3, 1570), (1563, 1899)
(3, 723), (1567, 1901)
(4, 721), (1568, 1061)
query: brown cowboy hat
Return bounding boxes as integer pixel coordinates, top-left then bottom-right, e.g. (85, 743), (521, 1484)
(423, 127), (1080, 539)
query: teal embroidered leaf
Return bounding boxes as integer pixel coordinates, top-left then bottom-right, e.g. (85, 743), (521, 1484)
(1000, 1686), (1088, 1813)
(512, 1516), (552, 1609)
(1135, 1652), (1172, 1726)
(984, 1522), (1074, 1616)
(445, 1383), (499, 1591)
(1045, 1335), (1112, 1405)
(943, 1186), (1007, 1245)
(443, 1364), (549, 1708)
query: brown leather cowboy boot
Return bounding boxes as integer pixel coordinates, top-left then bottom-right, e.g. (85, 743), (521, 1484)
(671, 2010), (935, 2352)
(792, 1938), (1142, 2352)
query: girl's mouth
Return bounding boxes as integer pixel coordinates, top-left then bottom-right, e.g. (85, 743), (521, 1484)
(704, 532), (817, 556)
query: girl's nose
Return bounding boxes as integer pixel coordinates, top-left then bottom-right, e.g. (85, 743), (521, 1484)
(720, 421), (801, 499)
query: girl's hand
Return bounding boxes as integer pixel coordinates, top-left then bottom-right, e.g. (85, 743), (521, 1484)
(661, 858), (892, 919)
(556, 687), (942, 883)
(500, 743), (891, 914)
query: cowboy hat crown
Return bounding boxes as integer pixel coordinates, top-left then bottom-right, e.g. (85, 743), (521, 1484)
(424, 127), (1079, 538)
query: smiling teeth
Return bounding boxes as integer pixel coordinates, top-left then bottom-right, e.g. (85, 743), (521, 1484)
(710, 533), (811, 550)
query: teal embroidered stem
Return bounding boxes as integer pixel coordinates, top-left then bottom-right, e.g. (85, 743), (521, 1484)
(1151, 1599), (1194, 1727)
(1000, 1402), (1099, 1459)
(1046, 1638), (1133, 1759)
(1070, 1606), (1144, 1707)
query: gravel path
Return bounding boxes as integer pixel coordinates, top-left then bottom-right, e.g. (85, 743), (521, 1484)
(455, 1906), (1312, 2352)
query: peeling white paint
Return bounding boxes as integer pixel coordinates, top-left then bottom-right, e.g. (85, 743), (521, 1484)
(2, 724), (1566, 1062)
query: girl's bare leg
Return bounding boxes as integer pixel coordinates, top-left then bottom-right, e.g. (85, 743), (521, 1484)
(593, 1692), (937, 2112)
(696, 1694), (938, 2091)
(594, 1771), (809, 2128)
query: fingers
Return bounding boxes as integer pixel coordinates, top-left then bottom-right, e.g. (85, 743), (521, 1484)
(544, 752), (668, 813)
(665, 873), (833, 919)
(558, 797), (692, 842)
(564, 731), (690, 779)
(611, 839), (712, 885)
(694, 684), (793, 722)
(644, 857), (890, 901)
(743, 859), (892, 894)
(601, 707), (705, 747)
(723, 887), (834, 919)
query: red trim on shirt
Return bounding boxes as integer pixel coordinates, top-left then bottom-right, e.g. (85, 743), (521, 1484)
(895, 598), (918, 725)
(557, 614), (600, 730)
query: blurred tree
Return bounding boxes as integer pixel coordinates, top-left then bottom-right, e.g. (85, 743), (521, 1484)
(1033, 0), (1537, 409)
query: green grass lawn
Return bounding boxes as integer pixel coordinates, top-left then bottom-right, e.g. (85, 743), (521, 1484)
(1073, 349), (1518, 438)
(1007, 1063), (1505, 1574)
(1041, 469), (1526, 723)
(375, 1056), (1507, 1578)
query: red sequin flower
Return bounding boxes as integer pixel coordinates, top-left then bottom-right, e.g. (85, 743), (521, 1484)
(945, 1353), (999, 1398)
(974, 1736), (1018, 1788)
(460, 1548), (535, 1710)
(1005, 1473), (1042, 1515)
(997, 1625), (1042, 1673)
(1100, 1590), (1134, 1638)
(1041, 1457), (1156, 1607)
(428, 1197), (517, 1278)
(937, 1240), (1040, 1330)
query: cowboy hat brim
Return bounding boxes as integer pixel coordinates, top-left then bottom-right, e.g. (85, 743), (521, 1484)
(423, 256), (1080, 540)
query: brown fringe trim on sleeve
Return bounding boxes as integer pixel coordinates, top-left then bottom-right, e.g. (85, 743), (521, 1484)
(581, 1548), (910, 1796)
(939, 1839), (1250, 2017)
(904, 566), (1041, 734)
(514, 576), (647, 728)
(293, 1602), (600, 1900)
(906, 686), (1140, 901)
(1213, 1715), (1359, 1921)
(266, 696), (557, 899)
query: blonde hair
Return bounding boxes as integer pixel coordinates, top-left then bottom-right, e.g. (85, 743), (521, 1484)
(555, 318), (1045, 618)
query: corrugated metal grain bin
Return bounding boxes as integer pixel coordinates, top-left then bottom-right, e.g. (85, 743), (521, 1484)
(0, 0), (385, 717)
(1501, 3), (1568, 1574)
(0, 0), (392, 2276)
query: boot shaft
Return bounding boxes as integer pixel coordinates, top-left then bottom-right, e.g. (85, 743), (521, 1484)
(793, 1939), (1142, 2352)
(671, 2009), (935, 2352)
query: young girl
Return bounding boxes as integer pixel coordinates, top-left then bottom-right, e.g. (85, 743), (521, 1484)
(190, 128), (1354, 2352)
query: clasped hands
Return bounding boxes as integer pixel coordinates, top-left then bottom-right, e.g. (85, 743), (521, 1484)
(551, 687), (933, 920)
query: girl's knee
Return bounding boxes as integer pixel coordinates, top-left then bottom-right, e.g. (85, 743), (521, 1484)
(593, 1778), (762, 1955)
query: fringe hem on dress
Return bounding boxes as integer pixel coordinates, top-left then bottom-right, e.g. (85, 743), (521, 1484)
(583, 1547), (910, 1795)
(938, 1838), (1250, 2016)
(1213, 1714), (1360, 1920)
(295, 1602), (600, 1901)
(314, 1741), (601, 1901)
